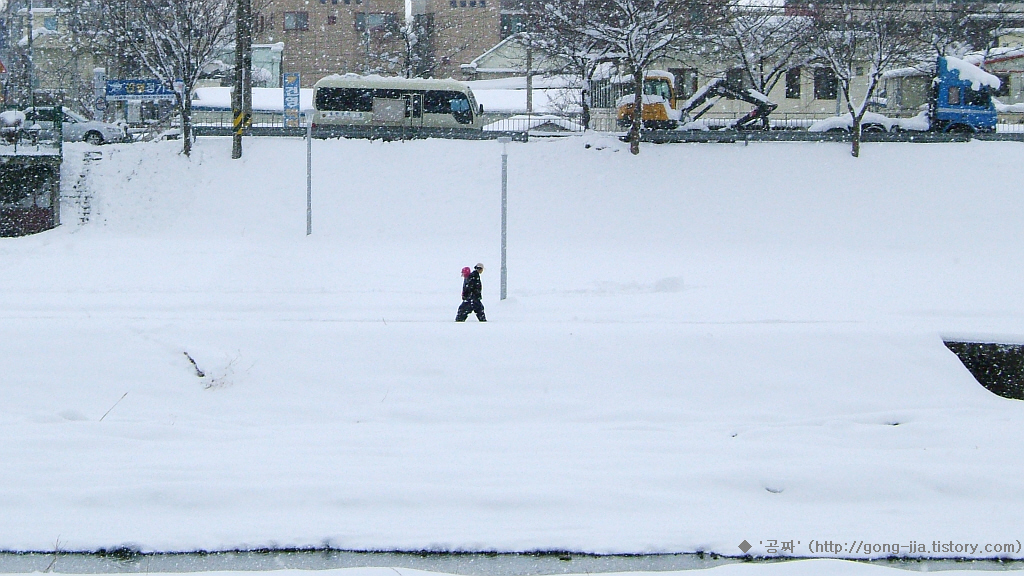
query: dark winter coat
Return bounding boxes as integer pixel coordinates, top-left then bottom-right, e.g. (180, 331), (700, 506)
(462, 270), (482, 301)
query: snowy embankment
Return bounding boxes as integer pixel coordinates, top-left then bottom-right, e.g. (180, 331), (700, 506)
(2, 136), (1024, 557)
(0, 564), (1011, 576)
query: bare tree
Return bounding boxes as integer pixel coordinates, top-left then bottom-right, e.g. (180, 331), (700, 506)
(399, 13), (434, 78)
(106, 0), (232, 156)
(810, 0), (924, 157)
(536, 0), (614, 129)
(584, 0), (694, 154)
(712, 2), (813, 99)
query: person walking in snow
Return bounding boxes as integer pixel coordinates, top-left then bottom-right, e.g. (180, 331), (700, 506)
(456, 263), (486, 322)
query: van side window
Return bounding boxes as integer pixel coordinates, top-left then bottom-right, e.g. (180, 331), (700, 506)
(316, 88), (373, 111)
(423, 90), (472, 123)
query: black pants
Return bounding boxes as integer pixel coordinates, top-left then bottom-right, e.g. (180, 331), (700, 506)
(456, 299), (486, 322)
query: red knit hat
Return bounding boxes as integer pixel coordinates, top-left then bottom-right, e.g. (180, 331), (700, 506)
(461, 267), (471, 278)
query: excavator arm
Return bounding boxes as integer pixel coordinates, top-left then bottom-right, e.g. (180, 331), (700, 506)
(679, 78), (778, 130)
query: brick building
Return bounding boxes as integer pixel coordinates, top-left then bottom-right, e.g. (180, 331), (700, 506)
(255, 0), (408, 85)
(256, 0), (518, 84)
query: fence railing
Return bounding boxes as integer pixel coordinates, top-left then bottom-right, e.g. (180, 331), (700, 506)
(186, 108), (1024, 137)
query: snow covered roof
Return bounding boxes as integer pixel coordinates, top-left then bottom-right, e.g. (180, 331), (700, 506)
(994, 97), (1024, 113)
(471, 86), (581, 115)
(192, 87), (314, 112)
(980, 45), (1024, 64)
(882, 65), (933, 80)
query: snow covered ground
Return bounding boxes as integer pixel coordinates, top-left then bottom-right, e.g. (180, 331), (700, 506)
(2, 136), (1024, 558)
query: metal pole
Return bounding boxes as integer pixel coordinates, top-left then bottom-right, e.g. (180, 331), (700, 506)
(306, 117), (312, 236)
(498, 136), (510, 300)
(27, 0), (33, 108)
(232, 0), (243, 159)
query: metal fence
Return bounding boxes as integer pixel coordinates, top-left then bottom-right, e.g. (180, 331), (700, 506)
(187, 107), (1024, 138)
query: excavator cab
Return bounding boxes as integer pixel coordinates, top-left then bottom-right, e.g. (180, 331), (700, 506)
(616, 72), (681, 130)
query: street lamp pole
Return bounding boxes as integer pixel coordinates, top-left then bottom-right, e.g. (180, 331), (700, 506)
(27, 0), (34, 108)
(498, 136), (511, 300)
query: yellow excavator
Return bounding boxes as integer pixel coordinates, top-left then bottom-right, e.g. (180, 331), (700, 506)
(616, 70), (778, 130)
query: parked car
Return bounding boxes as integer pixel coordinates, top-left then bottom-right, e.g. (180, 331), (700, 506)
(22, 107), (128, 144)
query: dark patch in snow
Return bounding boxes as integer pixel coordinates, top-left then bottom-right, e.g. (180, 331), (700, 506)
(945, 341), (1024, 400)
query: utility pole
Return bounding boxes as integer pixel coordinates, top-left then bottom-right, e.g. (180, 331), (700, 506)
(26, 0), (33, 108)
(524, 0), (533, 116)
(232, 0), (252, 159)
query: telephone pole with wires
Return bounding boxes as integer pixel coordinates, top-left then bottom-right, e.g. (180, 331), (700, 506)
(232, 0), (252, 159)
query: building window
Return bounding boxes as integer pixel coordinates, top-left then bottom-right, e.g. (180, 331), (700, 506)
(785, 67), (801, 99)
(355, 12), (366, 31)
(327, 14), (337, 24)
(369, 12), (399, 32)
(500, 13), (526, 38)
(814, 67), (837, 100)
(725, 67), (745, 89)
(669, 68), (698, 99)
(480, 1), (486, 6)
(284, 11), (309, 31)
(43, 16), (58, 30)
(994, 73), (1011, 97)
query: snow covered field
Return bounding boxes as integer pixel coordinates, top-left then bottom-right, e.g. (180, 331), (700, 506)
(2, 136), (1024, 558)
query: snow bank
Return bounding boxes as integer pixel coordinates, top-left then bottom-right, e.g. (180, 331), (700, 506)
(3, 138), (1024, 554)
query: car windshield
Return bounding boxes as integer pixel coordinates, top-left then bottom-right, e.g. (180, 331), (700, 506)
(64, 109), (89, 123)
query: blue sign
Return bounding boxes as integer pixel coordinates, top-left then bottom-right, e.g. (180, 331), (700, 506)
(106, 79), (178, 101)
(283, 73), (301, 128)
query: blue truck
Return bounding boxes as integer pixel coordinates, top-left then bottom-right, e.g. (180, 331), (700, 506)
(811, 55), (1000, 134)
(929, 55), (999, 133)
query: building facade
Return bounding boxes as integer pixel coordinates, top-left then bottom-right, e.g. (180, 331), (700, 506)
(256, 0), (519, 84)
(255, 0), (407, 85)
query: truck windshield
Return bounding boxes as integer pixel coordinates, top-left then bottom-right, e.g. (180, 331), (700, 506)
(964, 87), (990, 107)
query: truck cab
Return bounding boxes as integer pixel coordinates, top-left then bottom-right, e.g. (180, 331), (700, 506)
(931, 56), (998, 133)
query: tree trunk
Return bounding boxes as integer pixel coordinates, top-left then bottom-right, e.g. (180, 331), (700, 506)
(851, 117), (861, 158)
(629, 69), (643, 155)
(182, 96), (193, 157)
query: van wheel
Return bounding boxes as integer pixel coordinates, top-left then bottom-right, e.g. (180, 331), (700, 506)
(84, 131), (104, 145)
